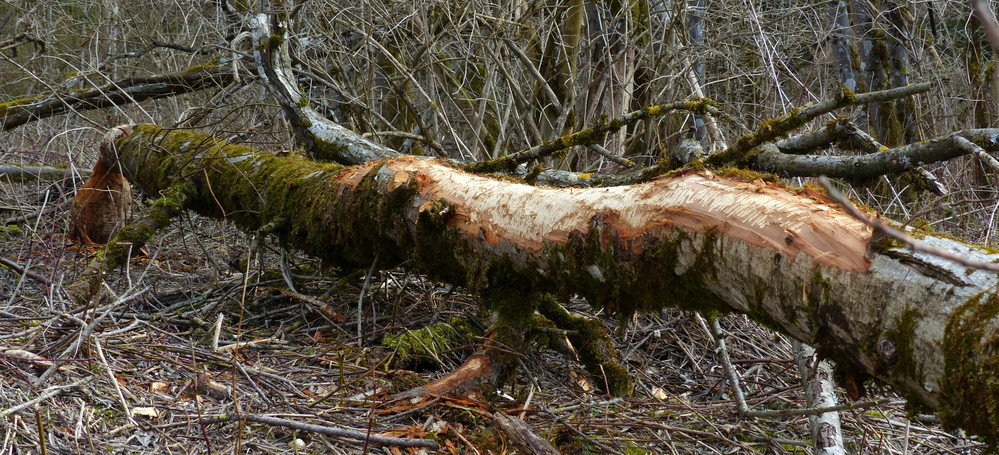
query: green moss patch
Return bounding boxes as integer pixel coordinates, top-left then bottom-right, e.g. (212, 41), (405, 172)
(383, 318), (481, 370)
(940, 290), (999, 447)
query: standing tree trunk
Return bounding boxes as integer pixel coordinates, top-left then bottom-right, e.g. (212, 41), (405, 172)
(687, 0), (708, 142)
(582, 1), (637, 158)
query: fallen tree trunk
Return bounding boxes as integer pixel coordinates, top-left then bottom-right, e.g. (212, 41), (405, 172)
(95, 124), (999, 444)
(0, 66), (237, 131)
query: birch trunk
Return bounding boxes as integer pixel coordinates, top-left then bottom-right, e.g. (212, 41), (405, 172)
(98, 124), (999, 445)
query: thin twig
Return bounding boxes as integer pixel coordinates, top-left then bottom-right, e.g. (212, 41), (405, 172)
(683, 55), (728, 149)
(357, 253), (379, 343)
(818, 177), (999, 272)
(35, 406), (47, 455)
(92, 336), (137, 425)
(503, 38), (563, 115)
(34, 287), (148, 387)
(735, 399), (892, 418)
(535, 408), (626, 455)
(707, 315), (885, 419)
(703, 316), (750, 415)
(467, 100), (719, 172)
(0, 377), (92, 419)
(233, 360), (273, 405)
(588, 144), (634, 168)
(0, 256), (50, 287)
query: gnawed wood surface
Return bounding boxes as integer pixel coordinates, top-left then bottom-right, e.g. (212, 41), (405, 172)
(378, 156), (873, 271)
(96, 124), (999, 444)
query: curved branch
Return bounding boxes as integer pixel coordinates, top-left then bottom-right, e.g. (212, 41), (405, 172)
(775, 119), (947, 194)
(249, 14), (398, 165)
(466, 99), (720, 173)
(752, 129), (999, 178)
(0, 31), (44, 55)
(705, 82), (933, 166)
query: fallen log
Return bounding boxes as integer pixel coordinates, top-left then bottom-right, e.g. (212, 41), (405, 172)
(0, 66), (236, 131)
(86, 123), (999, 444)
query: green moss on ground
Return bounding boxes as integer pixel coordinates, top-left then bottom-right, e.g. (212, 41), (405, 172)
(382, 317), (481, 370)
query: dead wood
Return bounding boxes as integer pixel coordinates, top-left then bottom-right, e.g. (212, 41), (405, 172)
(492, 412), (561, 455)
(205, 413), (439, 449)
(67, 144), (131, 244)
(0, 165), (86, 183)
(0, 66), (236, 132)
(73, 123), (999, 445)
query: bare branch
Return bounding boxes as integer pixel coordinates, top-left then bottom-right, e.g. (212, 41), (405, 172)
(0, 31), (44, 55)
(466, 100), (719, 173)
(0, 66), (238, 132)
(249, 14), (398, 165)
(754, 129), (999, 179)
(705, 83), (933, 166)
(818, 176), (999, 273)
(205, 413), (439, 449)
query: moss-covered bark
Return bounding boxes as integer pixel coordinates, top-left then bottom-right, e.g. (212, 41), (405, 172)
(68, 180), (196, 302)
(96, 124), (999, 444)
(940, 291), (999, 446)
(0, 65), (235, 132)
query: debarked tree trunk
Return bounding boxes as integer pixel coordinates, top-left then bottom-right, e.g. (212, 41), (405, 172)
(98, 124), (999, 444)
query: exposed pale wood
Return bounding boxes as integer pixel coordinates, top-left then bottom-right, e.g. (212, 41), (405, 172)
(381, 155), (872, 271)
(85, 124), (999, 443)
(391, 354), (492, 401)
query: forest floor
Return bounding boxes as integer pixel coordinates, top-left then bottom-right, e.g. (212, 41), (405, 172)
(0, 172), (985, 454)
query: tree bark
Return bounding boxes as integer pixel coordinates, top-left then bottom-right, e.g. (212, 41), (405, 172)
(0, 66), (236, 132)
(754, 129), (999, 178)
(794, 341), (845, 455)
(96, 123), (999, 445)
(492, 412), (561, 455)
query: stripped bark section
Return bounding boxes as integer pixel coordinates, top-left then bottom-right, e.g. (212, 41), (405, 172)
(383, 156), (872, 271)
